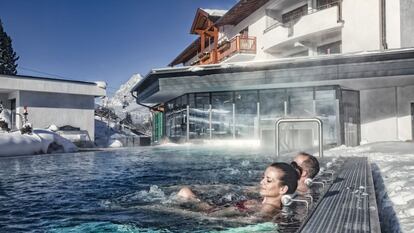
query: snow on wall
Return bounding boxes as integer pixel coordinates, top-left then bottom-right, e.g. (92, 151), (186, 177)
(0, 129), (78, 156)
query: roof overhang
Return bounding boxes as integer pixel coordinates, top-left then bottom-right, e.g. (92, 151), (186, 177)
(169, 0), (273, 67)
(215, 0), (271, 26)
(190, 8), (221, 34)
(0, 74), (106, 97)
(168, 38), (200, 67)
(133, 49), (414, 105)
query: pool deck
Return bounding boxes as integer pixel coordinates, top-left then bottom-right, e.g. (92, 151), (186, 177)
(299, 157), (381, 233)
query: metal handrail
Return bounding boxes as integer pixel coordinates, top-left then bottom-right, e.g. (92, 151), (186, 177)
(263, 2), (340, 33)
(275, 118), (323, 157)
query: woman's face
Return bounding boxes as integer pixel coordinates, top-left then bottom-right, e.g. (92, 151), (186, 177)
(259, 166), (287, 198)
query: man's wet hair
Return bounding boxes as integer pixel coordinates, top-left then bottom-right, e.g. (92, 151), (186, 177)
(298, 152), (320, 179)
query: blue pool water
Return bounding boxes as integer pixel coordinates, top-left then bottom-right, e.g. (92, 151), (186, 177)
(0, 146), (326, 232)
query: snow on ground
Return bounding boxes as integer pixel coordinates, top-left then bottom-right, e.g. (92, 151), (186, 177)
(0, 129), (78, 156)
(94, 117), (141, 148)
(0, 109), (11, 127)
(106, 73), (151, 134)
(325, 142), (414, 233)
(107, 73), (150, 121)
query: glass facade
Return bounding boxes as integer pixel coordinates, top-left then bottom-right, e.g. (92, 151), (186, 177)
(211, 92), (233, 139)
(235, 91), (258, 138)
(315, 89), (338, 146)
(165, 95), (187, 141)
(190, 93), (210, 139)
(163, 86), (353, 149)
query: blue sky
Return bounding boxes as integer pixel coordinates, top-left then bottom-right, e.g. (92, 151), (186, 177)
(0, 0), (235, 96)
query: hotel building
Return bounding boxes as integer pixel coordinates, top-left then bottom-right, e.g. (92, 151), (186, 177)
(132, 0), (414, 151)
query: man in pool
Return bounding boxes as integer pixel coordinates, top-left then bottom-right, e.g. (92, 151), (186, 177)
(292, 152), (320, 194)
(176, 162), (300, 219)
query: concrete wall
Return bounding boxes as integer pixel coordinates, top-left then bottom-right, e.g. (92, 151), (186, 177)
(386, 0), (401, 49)
(19, 91), (96, 140)
(360, 87), (398, 142)
(396, 85), (414, 140)
(400, 0), (414, 48)
(360, 85), (414, 143)
(342, 0), (380, 53)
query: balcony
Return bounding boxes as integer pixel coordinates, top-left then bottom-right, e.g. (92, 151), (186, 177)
(263, 5), (343, 52)
(217, 36), (256, 63)
(197, 36), (257, 65)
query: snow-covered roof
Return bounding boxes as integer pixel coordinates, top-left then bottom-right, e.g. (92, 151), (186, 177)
(201, 8), (227, 17)
(0, 74), (106, 97)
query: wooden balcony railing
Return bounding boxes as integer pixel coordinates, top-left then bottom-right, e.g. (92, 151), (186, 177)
(198, 36), (256, 65)
(217, 36), (256, 62)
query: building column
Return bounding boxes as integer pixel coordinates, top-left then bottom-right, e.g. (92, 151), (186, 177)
(308, 0), (316, 13)
(256, 102), (260, 139)
(186, 105), (190, 142)
(232, 103), (236, 139)
(209, 104), (212, 139)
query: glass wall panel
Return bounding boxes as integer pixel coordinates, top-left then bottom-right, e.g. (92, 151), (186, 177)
(211, 92), (233, 139)
(165, 99), (174, 139)
(278, 121), (319, 154)
(235, 91), (258, 138)
(165, 96), (187, 141)
(341, 90), (360, 146)
(259, 89), (286, 147)
(315, 89), (338, 145)
(189, 93), (210, 139)
(260, 89), (286, 117)
(287, 88), (314, 117)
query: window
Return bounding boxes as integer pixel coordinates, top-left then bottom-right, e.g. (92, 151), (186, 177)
(282, 5), (308, 24)
(317, 41), (341, 55)
(235, 91), (258, 138)
(317, 0), (339, 10)
(260, 89), (286, 117)
(239, 27), (248, 37)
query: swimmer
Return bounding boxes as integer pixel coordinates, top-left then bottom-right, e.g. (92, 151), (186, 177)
(177, 162), (300, 219)
(292, 152), (320, 194)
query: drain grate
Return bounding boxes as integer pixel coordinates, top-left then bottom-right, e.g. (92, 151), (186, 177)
(298, 157), (381, 233)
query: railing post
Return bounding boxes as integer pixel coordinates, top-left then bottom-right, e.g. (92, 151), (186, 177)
(209, 104), (212, 139)
(186, 105), (190, 142)
(232, 103), (236, 139)
(338, 0), (343, 22)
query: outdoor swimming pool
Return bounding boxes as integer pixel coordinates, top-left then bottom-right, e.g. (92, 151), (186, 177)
(0, 146), (331, 233)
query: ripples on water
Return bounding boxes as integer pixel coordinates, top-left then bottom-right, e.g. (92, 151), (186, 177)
(0, 146), (330, 232)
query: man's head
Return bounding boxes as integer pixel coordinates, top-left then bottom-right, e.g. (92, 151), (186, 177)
(293, 152), (320, 179)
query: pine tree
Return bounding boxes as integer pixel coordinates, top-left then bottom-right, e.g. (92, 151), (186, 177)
(0, 19), (19, 75)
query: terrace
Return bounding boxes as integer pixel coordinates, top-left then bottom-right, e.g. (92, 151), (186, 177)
(195, 35), (257, 65)
(263, 1), (342, 53)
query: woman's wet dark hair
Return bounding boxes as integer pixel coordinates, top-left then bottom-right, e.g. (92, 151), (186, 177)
(290, 161), (303, 178)
(269, 162), (299, 194)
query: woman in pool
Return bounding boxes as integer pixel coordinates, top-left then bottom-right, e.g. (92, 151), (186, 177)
(176, 162), (300, 218)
